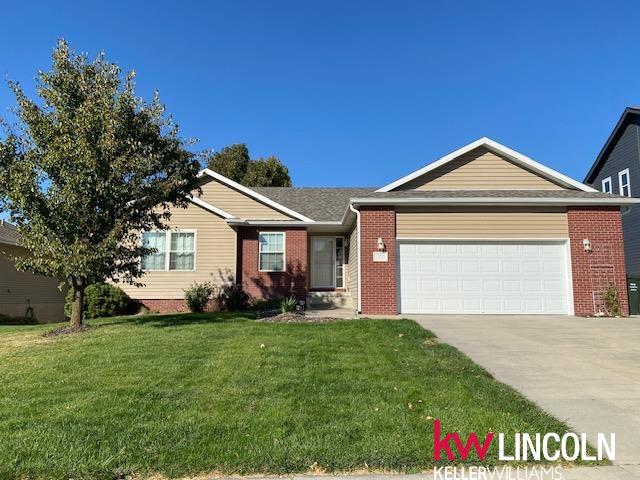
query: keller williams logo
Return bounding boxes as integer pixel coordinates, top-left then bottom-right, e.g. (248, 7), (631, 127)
(433, 419), (615, 462)
(433, 419), (494, 461)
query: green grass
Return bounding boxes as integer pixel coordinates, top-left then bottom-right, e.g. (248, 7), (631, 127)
(0, 313), (586, 479)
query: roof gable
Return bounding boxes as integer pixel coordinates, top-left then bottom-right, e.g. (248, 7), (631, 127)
(391, 146), (567, 191)
(584, 107), (640, 183)
(195, 169), (314, 222)
(377, 137), (596, 193)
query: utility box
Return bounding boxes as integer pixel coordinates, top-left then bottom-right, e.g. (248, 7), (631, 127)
(628, 277), (640, 315)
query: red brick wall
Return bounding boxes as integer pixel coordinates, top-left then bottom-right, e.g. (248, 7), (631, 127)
(238, 227), (308, 301)
(359, 207), (397, 315)
(140, 299), (220, 313)
(141, 299), (188, 313)
(568, 207), (629, 316)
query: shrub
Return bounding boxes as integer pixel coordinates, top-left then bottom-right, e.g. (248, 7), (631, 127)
(64, 283), (132, 319)
(602, 285), (622, 317)
(249, 298), (282, 311)
(280, 296), (298, 313)
(218, 284), (249, 311)
(184, 282), (215, 313)
(0, 313), (38, 325)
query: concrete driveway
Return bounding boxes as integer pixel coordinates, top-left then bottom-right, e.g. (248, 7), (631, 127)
(408, 315), (640, 473)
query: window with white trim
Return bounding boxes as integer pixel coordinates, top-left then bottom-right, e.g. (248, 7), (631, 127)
(335, 237), (344, 288)
(602, 176), (612, 194)
(619, 169), (631, 197)
(170, 232), (196, 270)
(141, 231), (196, 271)
(141, 232), (167, 271)
(259, 232), (285, 272)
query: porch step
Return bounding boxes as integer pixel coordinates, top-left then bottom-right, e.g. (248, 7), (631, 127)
(306, 291), (354, 309)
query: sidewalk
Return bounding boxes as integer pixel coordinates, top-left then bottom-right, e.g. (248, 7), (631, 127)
(216, 465), (639, 479)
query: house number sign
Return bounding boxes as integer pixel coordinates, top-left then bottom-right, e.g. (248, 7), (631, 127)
(373, 251), (388, 262)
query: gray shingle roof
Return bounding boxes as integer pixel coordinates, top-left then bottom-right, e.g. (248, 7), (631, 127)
(0, 221), (19, 246)
(252, 188), (629, 221)
(252, 187), (375, 221)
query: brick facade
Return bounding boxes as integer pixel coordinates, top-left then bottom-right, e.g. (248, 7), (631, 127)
(359, 207), (397, 315)
(140, 299), (220, 313)
(567, 207), (629, 316)
(237, 227), (308, 301)
(140, 299), (188, 313)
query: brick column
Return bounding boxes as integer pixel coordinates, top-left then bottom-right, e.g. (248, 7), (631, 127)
(238, 227), (308, 301)
(567, 207), (629, 316)
(359, 207), (397, 315)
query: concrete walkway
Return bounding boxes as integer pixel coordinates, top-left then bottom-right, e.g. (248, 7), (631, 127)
(406, 315), (640, 474)
(216, 467), (638, 479)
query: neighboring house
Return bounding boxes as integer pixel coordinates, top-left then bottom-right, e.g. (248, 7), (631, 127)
(0, 221), (66, 323)
(120, 137), (637, 316)
(584, 107), (640, 278)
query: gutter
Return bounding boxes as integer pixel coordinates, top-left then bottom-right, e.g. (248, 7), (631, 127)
(349, 204), (362, 313)
(226, 219), (342, 227)
(349, 197), (640, 207)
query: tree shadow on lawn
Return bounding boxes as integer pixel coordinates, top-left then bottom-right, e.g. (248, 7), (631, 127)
(97, 311), (256, 329)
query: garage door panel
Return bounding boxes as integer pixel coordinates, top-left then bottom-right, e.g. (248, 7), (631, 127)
(461, 261), (479, 273)
(441, 279), (459, 293)
(502, 261), (521, 273)
(481, 260), (500, 272)
(523, 261), (541, 273)
(416, 244), (436, 254)
(419, 260), (437, 273)
(440, 244), (458, 255)
(523, 280), (543, 292)
(398, 241), (569, 314)
(462, 279), (480, 291)
(543, 261), (563, 273)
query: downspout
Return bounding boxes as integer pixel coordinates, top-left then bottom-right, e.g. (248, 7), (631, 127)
(349, 203), (362, 313)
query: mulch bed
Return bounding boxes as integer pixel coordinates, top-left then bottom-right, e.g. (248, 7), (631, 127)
(257, 312), (350, 323)
(44, 324), (95, 337)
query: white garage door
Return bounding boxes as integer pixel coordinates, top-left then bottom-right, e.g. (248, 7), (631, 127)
(398, 241), (570, 314)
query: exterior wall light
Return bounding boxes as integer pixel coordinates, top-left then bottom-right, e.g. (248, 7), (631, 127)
(377, 237), (385, 252)
(583, 239), (592, 252)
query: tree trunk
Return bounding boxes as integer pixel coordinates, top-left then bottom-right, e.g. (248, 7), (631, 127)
(70, 284), (85, 328)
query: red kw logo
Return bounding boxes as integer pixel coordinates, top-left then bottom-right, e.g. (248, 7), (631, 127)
(433, 419), (494, 461)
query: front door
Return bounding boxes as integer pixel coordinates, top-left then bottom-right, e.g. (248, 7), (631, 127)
(311, 237), (335, 288)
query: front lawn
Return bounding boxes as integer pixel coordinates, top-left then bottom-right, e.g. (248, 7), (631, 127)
(0, 314), (579, 478)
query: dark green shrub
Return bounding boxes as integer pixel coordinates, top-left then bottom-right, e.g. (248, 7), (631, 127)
(0, 314), (38, 325)
(280, 296), (298, 313)
(249, 297), (282, 311)
(64, 283), (132, 319)
(184, 282), (215, 313)
(218, 284), (249, 311)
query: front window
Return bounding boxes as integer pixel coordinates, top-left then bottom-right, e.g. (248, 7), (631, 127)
(141, 231), (196, 271)
(602, 176), (612, 194)
(170, 232), (196, 270)
(619, 169), (631, 197)
(335, 237), (344, 288)
(259, 232), (285, 272)
(141, 232), (167, 271)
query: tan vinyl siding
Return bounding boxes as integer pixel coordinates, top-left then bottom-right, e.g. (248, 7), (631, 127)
(396, 207), (568, 238)
(196, 178), (293, 220)
(0, 244), (66, 323)
(119, 203), (237, 299)
(395, 147), (567, 191)
(347, 225), (358, 309)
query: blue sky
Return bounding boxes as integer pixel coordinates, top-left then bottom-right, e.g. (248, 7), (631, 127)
(1, 0), (639, 192)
